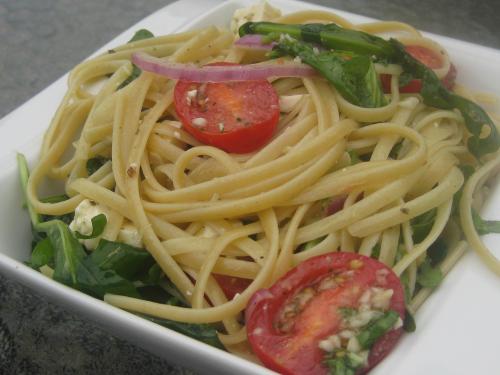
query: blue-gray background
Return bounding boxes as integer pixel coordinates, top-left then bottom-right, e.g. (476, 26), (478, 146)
(0, 0), (498, 373)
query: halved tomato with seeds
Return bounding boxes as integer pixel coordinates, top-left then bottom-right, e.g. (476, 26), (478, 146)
(246, 252), (405, 375)
(174, 62), (280, 154)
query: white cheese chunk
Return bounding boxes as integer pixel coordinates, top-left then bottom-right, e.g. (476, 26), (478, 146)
(117, 222), (144, 248)
(69, 199), (110, 250)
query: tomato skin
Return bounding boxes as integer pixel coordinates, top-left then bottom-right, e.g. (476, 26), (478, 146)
(246, 252), (405, 375)
(381, 45), (456, 93)
(213, 274), (251, 300)
(173, 63), (280, 154)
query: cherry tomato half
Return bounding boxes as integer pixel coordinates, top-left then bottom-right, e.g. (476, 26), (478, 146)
(246, 252), (405, 375)
(381, 45), (456, 93)
(174, 63), (280, 154)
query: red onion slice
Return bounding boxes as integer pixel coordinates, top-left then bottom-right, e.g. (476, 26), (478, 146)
(131, 52), (316, 82)
(234, 34), (277, 50)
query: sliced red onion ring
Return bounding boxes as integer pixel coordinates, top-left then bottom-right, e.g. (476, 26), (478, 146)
(131, 52), (316, 82)
(234, 34), (277, 50)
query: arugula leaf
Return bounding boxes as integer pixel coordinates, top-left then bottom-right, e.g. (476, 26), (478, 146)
(273, 36), (386, 108)
(299, 236), (325, 252)
(30, 237), (55, 269)
(242, 22), (499, 158)
(427, 237), (448, 266)
(411, 208), (437, 244)
(75, 257), (140, 299)
(117, 64), (142, 90)
(347, 149), (361, 165)
(117, 29), (155, 90)
(128, 29), (154, 43)
(472, 209), (500, 235)
(86, 156), (109, 175)
(45, 220), (87, 285)
(90, 239), (154, 280)
(18, 154), (140, 299)
(141, 315), (224, 349)
(417, 260), (443, 288)
(403, 308), (416, 333)
(370, 243), (381, 259)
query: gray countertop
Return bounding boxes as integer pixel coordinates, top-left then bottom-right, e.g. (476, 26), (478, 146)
(0, 0), (499, 374)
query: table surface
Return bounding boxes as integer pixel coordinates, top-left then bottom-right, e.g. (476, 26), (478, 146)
(1, 0), (499, 373)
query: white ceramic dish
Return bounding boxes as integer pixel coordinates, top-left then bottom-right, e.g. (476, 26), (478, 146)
(1, 0), (500, 374)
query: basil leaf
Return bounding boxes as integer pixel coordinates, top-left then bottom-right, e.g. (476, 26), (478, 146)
(74, 214), (107, 239)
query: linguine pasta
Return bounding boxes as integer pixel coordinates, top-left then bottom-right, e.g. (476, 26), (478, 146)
(24, 3), (500, 361)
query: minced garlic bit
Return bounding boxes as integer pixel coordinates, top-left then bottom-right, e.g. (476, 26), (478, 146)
(318, 284), (399, 370)
(218, 122), (225, 132)
(192, 117), (207, 128)
(186, 89), (197, 105)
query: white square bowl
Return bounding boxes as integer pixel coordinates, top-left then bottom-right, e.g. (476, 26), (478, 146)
(1, 1), (500, 374)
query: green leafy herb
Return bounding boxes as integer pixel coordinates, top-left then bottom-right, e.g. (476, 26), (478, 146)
(411, 208), (437, 244)
(348, 149), (361, 165)
(74, 214), (107, 239)
(324, 355), (357, 375)
(417, 260), (443, 288)
(472, 209), (500, 235)
(356, 310), (399, 349)
(299, 236), (325, 252)
(403, 308), (416, 333)
(241, 22), (499, 158)
(272, 36), (386, 108)
(141, 315), (224, 349)
(117, 29), (155, 90)
(128, 29), (154, 43)
(90, 239), (154, 280)
(427, 237), (448, 266)
(18, 154), (140, 299)
(117, 64), (142, 90)
(370, 243), (381, 259)
(86, 156), (109, 175)
(30, 237), (55, 269)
